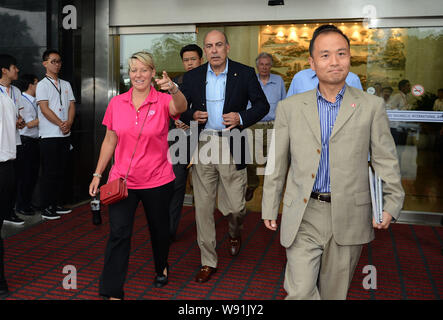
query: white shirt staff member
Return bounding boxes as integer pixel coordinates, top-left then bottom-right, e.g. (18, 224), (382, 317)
(0, 53), (25, 296)
(15, 74), (41, 216)
(36, 49), (76, 220)
(0, 54), (26, 227)
(36, 75), (75, 139)
(0, 83), (23, 146)
(20, 92), (39, 139)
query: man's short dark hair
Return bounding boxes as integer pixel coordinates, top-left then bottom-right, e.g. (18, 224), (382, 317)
(398, 79), (410, 90)
(17, 74), (38, 92)
(309, 24), (350, 57)
(0, 54), (18, 72)
(437, 88), (443, 93)
(382, 86), (393, 93)
(180, 44), (203, 59)
(42, 49), (61, 61)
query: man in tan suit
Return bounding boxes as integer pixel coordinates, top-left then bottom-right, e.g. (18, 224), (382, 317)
(262, 25), (404, 300)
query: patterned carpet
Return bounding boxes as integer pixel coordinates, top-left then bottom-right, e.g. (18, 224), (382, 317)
(2, 203), (443, 300)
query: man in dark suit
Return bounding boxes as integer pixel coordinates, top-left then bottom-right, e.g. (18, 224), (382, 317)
(181, 30), (269, 283)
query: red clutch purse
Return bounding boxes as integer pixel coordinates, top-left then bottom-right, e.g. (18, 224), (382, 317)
(100, 178), (128, 205)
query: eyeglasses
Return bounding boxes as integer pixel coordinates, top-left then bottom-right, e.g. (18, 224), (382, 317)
(49, 60), (62, 65)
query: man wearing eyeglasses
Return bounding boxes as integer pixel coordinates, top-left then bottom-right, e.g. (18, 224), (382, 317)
(36, 49), (76, 220)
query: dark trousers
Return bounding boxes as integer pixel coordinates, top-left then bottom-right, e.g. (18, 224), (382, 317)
(169, 163), (189, 239)
(0, 160), (16, 290)
(15, 136), (40, 211)
(99, 181), (174, 299)
(39, 137), (70, 209)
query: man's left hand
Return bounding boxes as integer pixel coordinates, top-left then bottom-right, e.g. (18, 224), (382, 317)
(222, 112), (240, 130)
(373, 211), (393, 229)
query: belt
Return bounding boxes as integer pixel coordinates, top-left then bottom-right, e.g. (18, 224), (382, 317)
(20, 135), (39, 142)
(310, 192), (331, 203)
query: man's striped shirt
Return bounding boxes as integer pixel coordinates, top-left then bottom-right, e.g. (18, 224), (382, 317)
(312, 85), (346, 193)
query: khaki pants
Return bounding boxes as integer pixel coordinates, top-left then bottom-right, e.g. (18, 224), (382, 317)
(246, 121), (274, 190)
(192, 134), (247, 268)
(284, 198), (362, 300)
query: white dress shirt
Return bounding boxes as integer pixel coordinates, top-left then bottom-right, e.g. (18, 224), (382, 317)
(19, 92), (39, 138)
(36, 76), (75, 138)
(0, 91), (17, 161)
(0, 84), (22, 146)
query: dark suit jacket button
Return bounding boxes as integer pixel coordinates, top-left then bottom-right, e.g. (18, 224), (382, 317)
(312, 174), (315, 179)
(317, 149), (321, 154)
(303, 198), (307, 203)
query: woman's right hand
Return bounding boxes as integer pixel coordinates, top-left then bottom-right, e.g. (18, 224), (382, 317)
(89, 177), (101, 197)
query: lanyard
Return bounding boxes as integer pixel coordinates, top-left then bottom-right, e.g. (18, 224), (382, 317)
(45, 76), (63, 107)
(21, 93), (38, 115)
(0, 85), (16, 105)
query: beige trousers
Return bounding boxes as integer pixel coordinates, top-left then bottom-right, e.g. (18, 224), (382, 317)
(192, 134), (248, 268)
(246, 121), (274, 189)
(284, 198), (363, 300)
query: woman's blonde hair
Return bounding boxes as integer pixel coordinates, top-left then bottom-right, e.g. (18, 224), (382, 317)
(128, 51), (155, 72)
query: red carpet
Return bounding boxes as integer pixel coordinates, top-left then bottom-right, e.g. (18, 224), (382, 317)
(3, 204), (443, 300)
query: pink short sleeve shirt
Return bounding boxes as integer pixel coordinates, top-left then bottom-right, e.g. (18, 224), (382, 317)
(103, 86), (178, 189)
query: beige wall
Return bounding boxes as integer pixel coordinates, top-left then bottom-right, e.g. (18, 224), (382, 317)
(110, 0), (443, 27)
(405, 29), (443, 95)
(197, 26), (259, 68)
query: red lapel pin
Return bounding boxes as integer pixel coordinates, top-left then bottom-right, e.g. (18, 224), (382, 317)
(351, 103), (356, 108)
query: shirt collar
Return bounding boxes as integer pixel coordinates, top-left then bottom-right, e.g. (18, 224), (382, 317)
(207, 59), (229, 76)
(22, 92), (36, 103)
(308, 68), (317, 79)
(316, 84), (347, 104)
(0, 84), (10, 94)
(256, 73), (276, 84)
(123, 86), (159, 106)
(45, 75), (59, 84)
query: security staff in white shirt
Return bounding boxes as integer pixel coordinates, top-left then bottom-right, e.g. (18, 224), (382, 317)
(36, 49), (76, 220)
(0, 53), (26, 297)
(0, 54), (26, 227)
(15, 74), (40, 216)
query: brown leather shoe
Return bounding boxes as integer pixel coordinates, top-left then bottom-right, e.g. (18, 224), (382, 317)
(195, 266), (217, 283)
(245, 187), (255, 201)
(228, 236), (241, 256)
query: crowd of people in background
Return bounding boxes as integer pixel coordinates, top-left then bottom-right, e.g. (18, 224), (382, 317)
(1, 49), (75, 298)
(0, 50), (75, 228)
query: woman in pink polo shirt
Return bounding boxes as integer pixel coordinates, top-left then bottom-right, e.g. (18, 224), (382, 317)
(89, 51), (187, 299)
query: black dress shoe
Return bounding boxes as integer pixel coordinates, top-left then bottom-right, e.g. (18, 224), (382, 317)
(245, 187), (255, 202)
(153, 265), (169, 288)
(153, 274), (168, 288)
